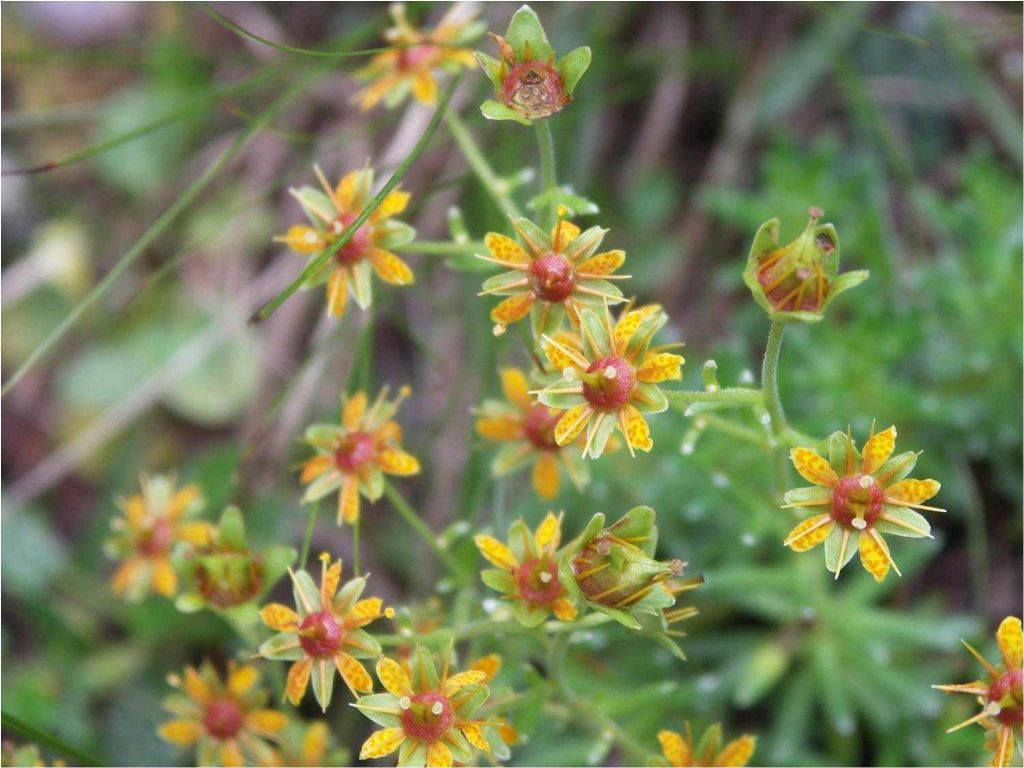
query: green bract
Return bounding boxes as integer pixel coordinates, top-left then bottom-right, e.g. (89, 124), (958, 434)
(475, 5), (591, 125)
(175, 506), (295, 624)
(742, 207), (868, 324)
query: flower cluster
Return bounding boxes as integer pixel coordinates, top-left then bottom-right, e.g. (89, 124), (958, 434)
(657, 722), (756, 767)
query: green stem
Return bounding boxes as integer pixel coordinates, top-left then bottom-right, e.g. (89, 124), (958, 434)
(299, 501), (320, 570)
(547, 631), (652, 765)
(375, 612), (611, 647)
(1, 65), (325, 397)
(761, 321), (788, 436)
(1, 711), (101, 766)
(700, 413), (770, 448)
(534, 119), (557, 229)
(400, 240), (485, 257)
(383, 481), (461, 576)
(254, 74), (462, 323)
(352, 516), (361, 577)
(444, 108), (523, 219)
(664, 387), (764, 409)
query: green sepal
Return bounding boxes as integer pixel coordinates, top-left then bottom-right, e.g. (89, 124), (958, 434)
(530, 300), (567, 341)
(452, 682), (490, 718)
(587, 411), (617, 458)
(292, 569), (324, 615)
(259, 631), (303, 661)
(609, 506), (658, 555)
(354, 693), (402, 727)
(399, 738), (427, 767)
(310, 658), (334, 712)
(511, 216), (551, 254)
(512, 600), (549, 627)
(782, 485), (831, 507)
(492, 442), (533, 475)
(350, 260), (373, 310)
(375, 219), (416, 250)
(347, 627), (382, 658)
(302, 471), (343, 503)
(632, 383), (669, 414)
(823, 527), (857, 575)
(444, 726), (473, 764)
(507, 517), (535, 562)
(292, 187), (334, 228)
(591, 602), (642, 630)
(528, 187), (600, 217)
(218, 506), (247, 550)
(876, 450), (920, 487)
(741, 218), (780, 318)
(362, 468), (384, 502)
(303, 423), (343, 447)
(876, 505), (931, 538)
(556, 46), (592, 95)
(481, 567), (515, 595)
(481, 99), (532, 125)
(536, 385), (586, 410)
(483, 269), (530, 296)
(819, 269), (869, 314)
(220, 601), (260, 628)
(411, 645), (439, 691)
(827, 429), (857, 476)
(334, 574), (366, 613)
(623, 309), (667, 362)
(474, 52), (504, 92)
(577, 308), (612, 358)
(696, 723), (723, 762)
(562, 225), (607, 261)
(505, 5), (553, 63)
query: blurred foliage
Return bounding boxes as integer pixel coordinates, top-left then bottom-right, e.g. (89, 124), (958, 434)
(1, 2), (1021, 767)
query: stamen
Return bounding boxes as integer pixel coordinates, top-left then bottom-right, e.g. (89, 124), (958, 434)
(858, 475), (874, 489)
(431, 702), (445, 715)
(603, 365), (617, 380)
(851, 518), (867, 530)
(539, 571), (552, 583)
(399, 696), (412, 710)
(493, 323), (507, 337)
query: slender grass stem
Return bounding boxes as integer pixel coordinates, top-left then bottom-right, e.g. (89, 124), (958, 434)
(383, 480), (461, 575)
(253, 75), (463, 323)
(400, 240), (485, 257)
(444, 108), (523, 220)
(1, 66), (326, 397)
(534, 119), (557, 229)
(353, 516), (361, 577)
(299, 501), (320, 570)
(1, 711), (101, 766)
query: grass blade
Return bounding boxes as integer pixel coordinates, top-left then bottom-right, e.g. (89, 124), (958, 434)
(1, 710), (102, 766)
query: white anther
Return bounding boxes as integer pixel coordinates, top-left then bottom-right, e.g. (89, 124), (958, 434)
(851, 518), (867, 530)
(987, 702), (1002, 716)
(603, 365), (617, 380)
(539, 571), (552, 583)
(563, 367), (577, 381)
(431, 702), (444, 715)
(399, 696), (412, 710)
(492, 324), (506, 337)
(858, 475), (875, 488)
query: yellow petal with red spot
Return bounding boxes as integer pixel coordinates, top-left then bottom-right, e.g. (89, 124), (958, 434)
(339, 475), (360, 526)
(358, 74), (401, 111)
(576, 249), (625, 276)
(376, 657), (413, 697)
(182, 666), (211, 704)
(543, 331), (583, 371)
(370, 248), (414, 285)
(551, 220), (582, 252)
(322, 558), (342, 601)
(532, 453), (561, 499)
(301, 455), (333, 484)
(476, 416), (524, 442)
(343, 391), (367, 431)
(326, 268), (348, 318)
(554, 404), (591, 446)
(220, 742), (245, 768)
(348, 597), (384, 626)
(658, 730), (691, 767)
(158, 719), (202, 746)
(281, 224), (326, 254)
(990, 725), (1014, 767)
(335, 172), (359, 210)
(166, 485), (201, 519)
(784, 514), (833, 551)
(247, 709), (287, 735)
(500, 367), (531, 409)
(861, 425), (897, 474)
(613, 305), (661, 351)
(360, 728), (406, 759)
(715, 735), (757, 767)
(286, 657), (313, 705)
(426, 740), (453, 767)
(371, 189), (410, 222)
(552, 598), (577, 621)
(301, 722), (328, 764)
(621, 405), (654, 452)
(996, 616), (1022, 670)
(261, 603), (300, 632)
(534, 512), (562, 551)
(151, 557), (177, 597)
(636, 352), (684, 383)
(228, 664), (258, 697)
(121, 495), (146, 528)
(111, 557), (141, 596)
(885, 478), (940, 504)
(444, 670), (486, 695)
(336, 652), (374, 694)
(461, 722), (490, 751)
(412, 69), (438, 104)
(859, 531), (891, 582)
(376, 448), (420, 476)
(474, 534), (519, 570)
(790, 447), (838, 487)
(377, 420), (402, 444)
(469, 654), (502, 683)
(485, 232), (530, 265)
(491, 292), (535, 326)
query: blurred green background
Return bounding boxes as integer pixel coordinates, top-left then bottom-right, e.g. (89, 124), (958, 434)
(2, 2), (1021, 766)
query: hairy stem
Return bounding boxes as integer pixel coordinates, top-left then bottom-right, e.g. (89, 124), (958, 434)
(664, 387), (764, 409)
(444, 107), (523, 220)
(761, 320), (791, 489)
(534, 119), (557, 229)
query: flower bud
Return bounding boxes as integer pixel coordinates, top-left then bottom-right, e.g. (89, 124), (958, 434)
(475, 5), (591, 125)
(742, 207), (868, 324)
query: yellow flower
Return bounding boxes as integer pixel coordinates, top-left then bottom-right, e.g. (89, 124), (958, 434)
(263, 720), (348, 767)
(258, 553), (392, 712)
(158, 661), (286, 767)
(934, 616), (1023, 767)
(477, 208), (631, 338)
(782, 424), (943, 581)
(536, 303), (684, 458)
(475, 512), (578, 625)
(299, 387), (420, 526)
(657, 722), (756, 767)
(355, 3), (480, 110)
(474, 367), (590, 499)
(275, 165), (416, 320)
(105, 474), (213, 601)
(355, 645), (497, 767)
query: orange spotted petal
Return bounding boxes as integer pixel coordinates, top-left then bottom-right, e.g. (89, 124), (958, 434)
(336, 652), (374, 694)
(375, 657), (413, 697)
(551, 220), (582, 252)
(861, 425), (897, 475)
(476, 416), (524, 442)
(784, 514), (834, 551)
(369, 248), (415, 285)
(576, 249), (625, 276)
(360, 728), (406, 759)
(485, 232), (530, 265)
(426, 740), (453, 767)
(376, 448), (420, 476)
(636, 352), (684, 384)
(658, 730), (691, 767)
(474, 534), (519, 570)
(620, 405), (654, 453)
(715, 735), (757, 767)
(532, 453), (561, 499)
(281, 224), (326, 254)
(371, 189), (411, 222)
(790, 447), (838, 487)
(996, 616), (1022, 670)
(534, 512), (562, 552)
(491, 292), (535, 327)
(554, 404), (591, 446)
(859, 530), (892, 582)
(500, 367), (532, 409)
(286, 657), (313, 706)
(326, 268), (348, 318)
(884, 478), (940, 505)
(261, 603), (301, 632)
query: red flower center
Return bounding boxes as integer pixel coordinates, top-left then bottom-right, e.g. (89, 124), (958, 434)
(334, 432), (377, 473)
(990, 669), (1024, 725)
(830, 475), (884, 529)
(516, 557), (562, 605)
(523, 405), (560, 451)
(397, 44), (440, 71)
(138, 517), (173, 556)
(401, 691), (454, 743)
(331, 212), (373, 265)
(298, 610), (345, 658)
(195, 552), (265, 608)
(582, 356), (635, 411)
(501, 60), (569, 119)
(203, 699), (243, 740)
(529, 253), (575, 303)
